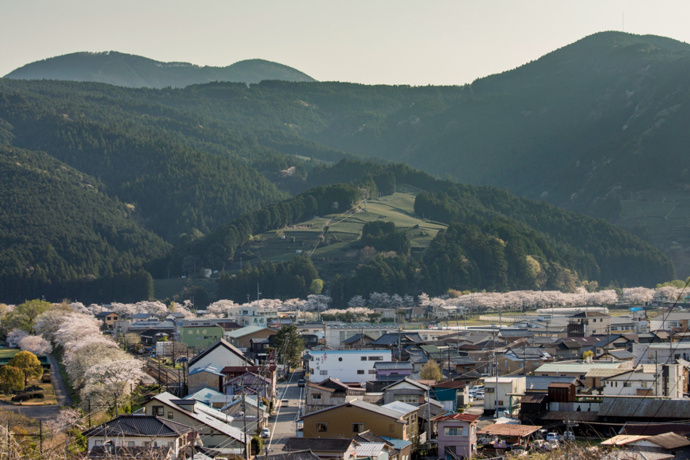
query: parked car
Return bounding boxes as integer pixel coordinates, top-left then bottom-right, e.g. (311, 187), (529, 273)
(546, 432), (561, 443)
(474, 391), (484, 400)
(562, 431), (575, 441)
(298, 379), (306, 387)
(261, 428), (270, 438)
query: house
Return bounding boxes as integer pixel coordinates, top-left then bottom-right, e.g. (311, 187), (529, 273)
(141, 392), (246, 453)
(305, 350), (393, 384)
(95, 311), (120, 331)
(82, 414), (198, 459)
(324, 325), (398, 348)
(567, 311), (611, 337)
(601, 364), (684, 398)
(258, 450), (322, 460)
(551, 337), (599, 361)
(434, 413), (480, 460)
(225, 371), (274, 399)
(601, 432), (690, 459)
(183, 387), (229, 409)
(284, 438), (359, 460)
(633, 342), (690, 365)
(187, 339), (253, 374)
(356, 430), (412, 460)
(596, 349), (635, 362)
(432, 379), (470, 411)
(650, 311), (690, 332)
(595, 334), (637, 356)
(224, 326), (276, 350)
(343, 334), (375, 349)
(187, 364), (225, 394)
(481, 376), (526, 415)
(446, 357), (477, 376)
(301, 399), (417, 442)
(305, 378), (366, 414)
(382, 377), (429, 405)
(180, 325), (225, 352)
(496, 346), (551, 374)
(375, 362), (413, 382)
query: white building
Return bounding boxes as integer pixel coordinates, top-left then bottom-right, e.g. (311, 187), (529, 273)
(481, 376), (526, 415)
(305, 349), (393, 384)
(226, 306), (279, 327)
(632, 342), (690, 365)
(602, 364), (684, 398)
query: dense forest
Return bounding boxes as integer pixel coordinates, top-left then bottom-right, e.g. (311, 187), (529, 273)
(0, 31), (688, 302)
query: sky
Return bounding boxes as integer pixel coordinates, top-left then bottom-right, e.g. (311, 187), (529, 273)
(2, 0), (690, 86)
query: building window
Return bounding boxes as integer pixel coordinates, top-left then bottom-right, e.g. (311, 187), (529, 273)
(152, 406), (164, 416)
(357, 370), (365, 374)
(353, 423), (364, 433)
(445, 427), (460, 436)
(498, 400), (504, 406)
(312, 394), (322, 400)
(485, 388), (495, 393)
(316, 423), (328, 432)
(361, 357), (367, 361)
(127, 441), (135, 447)
(368, 356), (383, 361)
(623, 382), (631, 387)
(320, 370), (327, 375)
(168, 412), (173, 419)
(368, 369), (377, 374)
(95, 440), (103, 446)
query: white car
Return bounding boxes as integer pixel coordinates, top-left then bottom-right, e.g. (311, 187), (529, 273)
(261, 428), (270, 438)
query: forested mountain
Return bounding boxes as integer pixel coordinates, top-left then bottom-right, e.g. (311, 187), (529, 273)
(0, 145), (169, 302)
(0, 31), (688, 302)
(5, 52), (315, 88)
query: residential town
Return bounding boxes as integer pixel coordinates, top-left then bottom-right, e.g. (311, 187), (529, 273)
(3, 289), (690, 459)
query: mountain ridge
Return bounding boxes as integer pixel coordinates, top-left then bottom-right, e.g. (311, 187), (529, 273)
(4, 51), (316, 88)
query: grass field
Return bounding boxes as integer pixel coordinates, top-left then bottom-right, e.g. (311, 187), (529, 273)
(247, 192), (446, 280)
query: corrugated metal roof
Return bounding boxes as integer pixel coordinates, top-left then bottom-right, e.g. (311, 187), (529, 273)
(599, 398), (690, 419)
(226, 325), (270, 337)
(381, 401), (419, 415)
(352, 442), (387, 457)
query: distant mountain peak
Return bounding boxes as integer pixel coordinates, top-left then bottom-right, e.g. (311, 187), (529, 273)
(4, 51), (316, 88)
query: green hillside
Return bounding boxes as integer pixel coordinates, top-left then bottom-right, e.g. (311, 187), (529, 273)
(5, 52), (316, 88)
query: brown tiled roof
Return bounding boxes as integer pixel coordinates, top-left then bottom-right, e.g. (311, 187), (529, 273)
(433, 413), (480, 423)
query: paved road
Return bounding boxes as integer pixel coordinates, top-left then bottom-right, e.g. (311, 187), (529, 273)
(266, 371), (304, 454)
(48, 353), (72, 407)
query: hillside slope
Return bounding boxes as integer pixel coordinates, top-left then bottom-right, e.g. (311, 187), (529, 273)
(4, 52), (315, 87)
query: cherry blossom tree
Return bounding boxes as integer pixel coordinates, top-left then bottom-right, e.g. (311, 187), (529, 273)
(46, 408), (85, 436)
(53, 314), (103, 348)
(34, 309), (72, 343)
(81, 358), (146, 412)
(347, 295), (366, 308)
(5, 328), (28, 346)
(18, 335), (52, 355)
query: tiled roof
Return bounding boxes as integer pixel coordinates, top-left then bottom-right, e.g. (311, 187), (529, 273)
(188, 338), (252, 368)
(150, 392), (245, 442)
(284, 437), (355, 453)
(302, 399), (408, 421)
(353, 442), (388, 457)
(82, 415), (192, 438)
(433, 413), (480, 423)
(258, 450), (321, 460)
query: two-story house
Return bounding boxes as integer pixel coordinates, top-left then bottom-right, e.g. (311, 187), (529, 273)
(305, 378), (366, 414)
(434, 413), (480, 460)
(301, 399), (417, 442)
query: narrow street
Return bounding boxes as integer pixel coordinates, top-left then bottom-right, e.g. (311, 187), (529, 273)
(266, 371), (303, 454)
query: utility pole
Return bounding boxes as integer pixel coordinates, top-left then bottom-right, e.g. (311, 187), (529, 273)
(39, 420), (43, 458)
(242, 377), (249, 460)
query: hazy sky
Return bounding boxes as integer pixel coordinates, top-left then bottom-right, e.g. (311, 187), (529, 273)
(2, 0), (690, 85)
